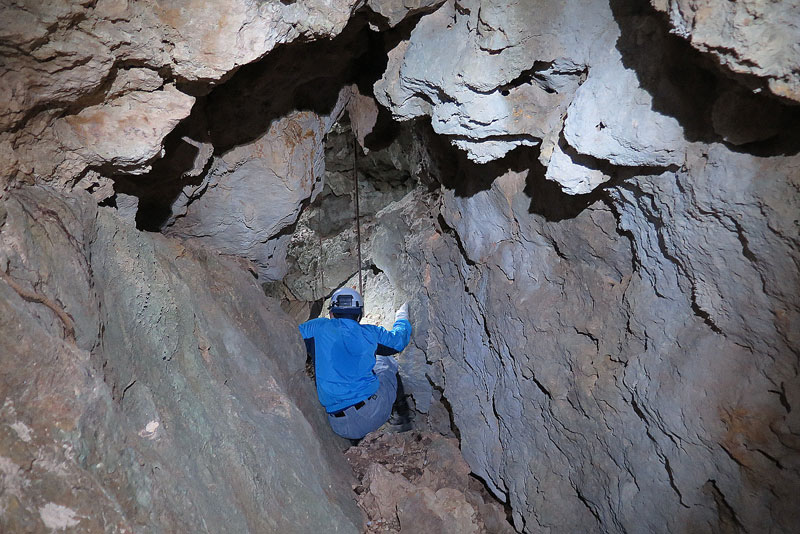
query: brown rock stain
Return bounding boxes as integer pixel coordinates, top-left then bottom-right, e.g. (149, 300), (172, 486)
(718, 405), (776, 471)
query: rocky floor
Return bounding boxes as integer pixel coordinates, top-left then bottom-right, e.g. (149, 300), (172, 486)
(345, 430), (515, 534)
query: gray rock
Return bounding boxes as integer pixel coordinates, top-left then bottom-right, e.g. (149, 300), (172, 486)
(0, 186), (363, 533)
(0, 0), (360, 185)
(167, 99), (349, 281)
(545, 141), (610, 195)
(562, 46), (686, 168)
(374, 0), (696, 191)
(370, 131), (800, 532)
(651, 0), (800, 103)
(51, 84), (196, 176)
(114, 193), (140, 224)
(365, 0), (446, 28)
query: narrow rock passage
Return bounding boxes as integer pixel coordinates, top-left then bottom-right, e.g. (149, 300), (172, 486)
(2, 0), (799, 532)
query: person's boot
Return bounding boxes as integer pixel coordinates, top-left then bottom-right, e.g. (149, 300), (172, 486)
(386, 394), (414, 432)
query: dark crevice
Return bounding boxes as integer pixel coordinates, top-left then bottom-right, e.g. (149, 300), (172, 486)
(663, 457), (690, 508)
(630, 396), (647, 424)
(493, 62), (547, 95)
(436, 213), (476, 266)
(729, 216), (758, 264)
(752, 448), (784, 470)
(769, 384), (791, 413)
(550, 238), (567, 260)
(574, 327), (600, 352)
(469, 471), (514, 520)
(120, 379), (137, 403)
(719, 443), (748, 470)
(573, 486), (602, 526)
(703, 479), (745, 533)
(110, 13), (391, 232)
(113, 98), (211, 231)
(425, 375), (461, 441)
(527, 373), (553, 401)
(307, 298), (325, 321)
(689, 297), (724, 335)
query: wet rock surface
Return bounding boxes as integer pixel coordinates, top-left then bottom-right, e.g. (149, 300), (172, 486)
(0, 186), (362, 533)
(345, 431), (514, 533)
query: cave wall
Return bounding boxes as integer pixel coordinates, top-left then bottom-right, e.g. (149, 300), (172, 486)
(373, 146), (799, 532)
(367, 0), (800, 532)
(0, 0), (362, 190)
(2, 0), (799, 533)
(0, 187), (362, 532)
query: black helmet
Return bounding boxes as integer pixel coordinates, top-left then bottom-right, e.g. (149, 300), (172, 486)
(329, 287), (363, 321)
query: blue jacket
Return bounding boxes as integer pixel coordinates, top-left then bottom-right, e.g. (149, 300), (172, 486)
(299, 316), (412, 413)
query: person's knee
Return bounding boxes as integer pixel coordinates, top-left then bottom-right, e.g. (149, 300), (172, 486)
(374, 355), (398, 375)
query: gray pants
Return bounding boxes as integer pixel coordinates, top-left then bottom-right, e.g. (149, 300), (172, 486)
(328, 356), (398, 440)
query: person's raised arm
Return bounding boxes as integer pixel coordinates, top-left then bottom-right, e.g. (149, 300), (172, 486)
(374, 302), (412, 355)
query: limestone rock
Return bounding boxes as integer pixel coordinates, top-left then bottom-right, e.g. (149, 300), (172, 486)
(52, 84), (195, 176)
(0, 186), (363, 533)
(166, 104), (347, 281)
(651, 0), (800, 103)
(370, 120), (799, 532)
(278, 118), (420, 302)
(562, 45), (686, 168)
(544, 141), (610, 195)
(366, 0), (446, 28)
(373, 0), (700, 194)
(347, 86), (380, 153)
(0, 0), (360, 186)
(374, 0), (581, 164)
(159, 21), (378, 279)
(345, 431), (515, 534)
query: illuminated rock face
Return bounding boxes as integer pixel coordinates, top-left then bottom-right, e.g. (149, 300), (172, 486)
(0, 0), (360, 186)
(650, 0), (800, 104)
(371, 143), (799, 533)
(2, 0), (799, 533)
(0, 187), (362, 533)
(366, 2), (800, 531)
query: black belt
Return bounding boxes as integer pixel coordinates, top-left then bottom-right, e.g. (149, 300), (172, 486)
(330, 394), (376, 418)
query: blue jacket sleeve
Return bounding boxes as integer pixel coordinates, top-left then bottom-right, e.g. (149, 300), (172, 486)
(299, 318), (323, 340)
(370, 318), (412, 355)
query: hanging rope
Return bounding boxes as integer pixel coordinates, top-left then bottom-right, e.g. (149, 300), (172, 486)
(317, 198), (324, 300)
(353, 131), (364, 299)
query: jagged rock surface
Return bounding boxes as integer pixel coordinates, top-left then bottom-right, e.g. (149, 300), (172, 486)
(0, 0), (359, 186)
(0, 187), (362, 533)
(651, 0), (800, 103)
(365, 0), (446, 28)
(374, 0), (798, 195)
(276, 118), (420, 305)
(345, 431), (515, 533)
(372, 137), (799, 532)
(3, 0), (799, 533)
(367, 8), (800, 529)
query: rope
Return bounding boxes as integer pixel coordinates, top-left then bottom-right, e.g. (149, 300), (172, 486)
(318, 199), (324, 300)
(353, 131), (364, 300)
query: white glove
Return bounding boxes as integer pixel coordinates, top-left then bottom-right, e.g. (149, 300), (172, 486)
(395, 302), (409, 322)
